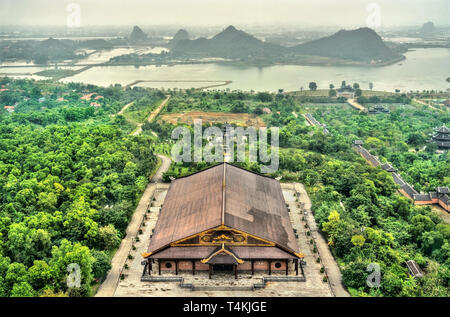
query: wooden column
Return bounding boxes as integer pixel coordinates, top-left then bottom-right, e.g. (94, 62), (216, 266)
(148, 259), (152, 275)
(192, 260), (195, 276)
(299, 260), (304, 276)
(295, 259), (298, 276)
(285, 259), (289, 276)
(209, 264), (212, 279)
(234, 264), (237, 279)
(158, 260), (161, 275)
(251, 260), (254, 276)
(268, 260), (272, 275)
(175, 260), (178, 275)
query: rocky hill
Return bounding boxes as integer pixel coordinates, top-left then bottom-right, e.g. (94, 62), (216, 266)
(290, 27), (400, 63)
(129, 25), (147, 42)
(172, 25), (283, 59)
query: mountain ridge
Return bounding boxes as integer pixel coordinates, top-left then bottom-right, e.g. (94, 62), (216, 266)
(172, 25), (402, 65)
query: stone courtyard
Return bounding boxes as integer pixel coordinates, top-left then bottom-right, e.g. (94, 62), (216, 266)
(113, 183), (336, 297)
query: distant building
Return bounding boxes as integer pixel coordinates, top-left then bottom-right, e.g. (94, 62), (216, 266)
(4, 105), (15, 113)
(81, 93), (95, 100)
(368, 105), (389, 114)
(262, 107), (272, 114)
(94, 95), (104, 100)
(38, 97), (46, 103)
(432, 125), (450, 149)
(443, 100), (450, 107)
(336, 85), (355, 98)
(352, 140), (364, 146)
(90, 102), (101, 108)
(414, 186), (450, 212)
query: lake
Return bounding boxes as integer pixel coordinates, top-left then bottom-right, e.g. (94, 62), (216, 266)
(24, 48), (450, 92)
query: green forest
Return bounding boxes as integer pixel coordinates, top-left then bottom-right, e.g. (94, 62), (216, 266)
(0, 80), (448, 297)
(0, 78), (162, 296)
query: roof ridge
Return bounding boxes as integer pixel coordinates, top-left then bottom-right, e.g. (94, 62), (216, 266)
(221, 163), (226, 225)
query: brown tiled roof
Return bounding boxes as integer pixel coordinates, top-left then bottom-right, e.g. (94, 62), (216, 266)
(406, 260), (424, 278)
(401, 183), (419, 198)
(437, 187), (450, 194)
(148, 163), (298, 255)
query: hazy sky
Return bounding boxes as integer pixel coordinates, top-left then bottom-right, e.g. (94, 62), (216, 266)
(0, 0), (449, 28)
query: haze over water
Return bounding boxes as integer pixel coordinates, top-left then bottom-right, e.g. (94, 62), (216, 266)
(61, 48), (450, 92)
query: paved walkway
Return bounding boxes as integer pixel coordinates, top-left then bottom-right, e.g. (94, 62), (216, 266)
(294, 183), (350, 297)
(95, 154), (171, 297)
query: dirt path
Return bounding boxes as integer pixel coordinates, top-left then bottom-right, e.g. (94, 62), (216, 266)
(131, 95), (171, 136)
(347, 98), (366, 112)
(295, 183), (350, 297)
(95, 154), (171, 297)
(117, 101), (135, 116)
(412, 98), (441, 111)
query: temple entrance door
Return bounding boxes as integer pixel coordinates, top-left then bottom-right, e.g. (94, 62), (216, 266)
(213, 264), (234, 272)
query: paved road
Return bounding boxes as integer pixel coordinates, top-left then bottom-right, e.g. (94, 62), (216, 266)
(295, 183), (350, 297)
(95, 154), (171, 297)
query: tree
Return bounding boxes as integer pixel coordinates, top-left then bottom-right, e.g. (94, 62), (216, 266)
(98, 224), (120, 251)
(351, 235), (366, 247)
(49, 239), (95, 296)
(329, 84), (335, 90)
(353, 83), (360, 90)
(10, 282), (34, 297)
(91, 250), (111, 280)
(28, 260), (53, 291)
(309, 82), (318, 91)
(369, 82), (374, 90)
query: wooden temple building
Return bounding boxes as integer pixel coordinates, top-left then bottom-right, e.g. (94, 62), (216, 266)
(432, 125), (450, 150)
(142, 163), (304, 278)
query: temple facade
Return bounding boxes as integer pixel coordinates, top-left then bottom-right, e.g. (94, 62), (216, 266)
(432, 125), (450, 149)
(142, 163), (304, 278)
